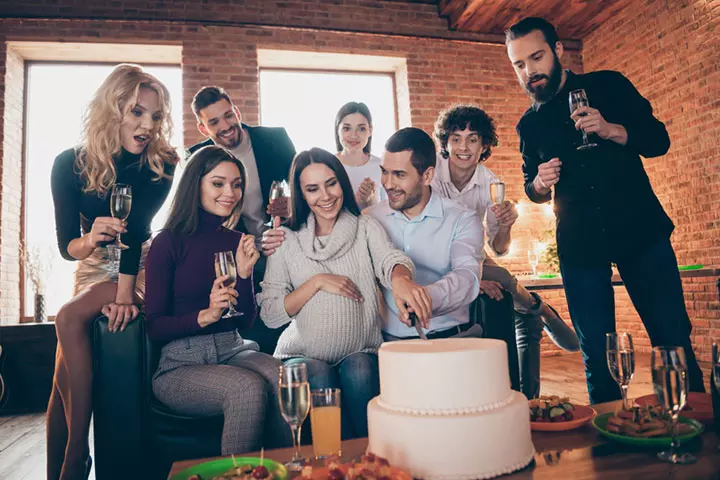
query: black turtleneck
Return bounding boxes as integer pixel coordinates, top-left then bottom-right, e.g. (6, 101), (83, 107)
(51, 147), (175, 276)
(144, 208), (257, 344)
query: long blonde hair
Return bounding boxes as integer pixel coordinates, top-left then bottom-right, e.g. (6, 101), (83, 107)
(77, 63), (176, 195)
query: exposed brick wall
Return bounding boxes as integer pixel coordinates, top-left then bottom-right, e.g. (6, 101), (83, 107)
(0, 0), (508, 43)
(583, 0), (720, 269)
(0, 44), (23, 325)
(576, 0), (720, 367)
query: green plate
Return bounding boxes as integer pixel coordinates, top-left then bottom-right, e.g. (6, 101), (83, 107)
(592, 413), (704, 447)
(170, 457), (288, 480)
(678, 264), (703, 271)
(537, 274), (558, 278)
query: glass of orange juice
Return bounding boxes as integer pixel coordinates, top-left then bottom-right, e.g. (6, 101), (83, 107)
(310, 388), (342, 459)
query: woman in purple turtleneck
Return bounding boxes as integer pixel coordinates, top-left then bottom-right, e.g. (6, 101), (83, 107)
(144, 145), (291, 455)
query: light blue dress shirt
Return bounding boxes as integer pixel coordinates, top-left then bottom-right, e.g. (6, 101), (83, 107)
(366, 191), (485, 338)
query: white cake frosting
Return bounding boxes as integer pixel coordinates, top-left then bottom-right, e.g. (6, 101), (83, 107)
(378, 338), (511, 412)
(368, 338), (535, 479)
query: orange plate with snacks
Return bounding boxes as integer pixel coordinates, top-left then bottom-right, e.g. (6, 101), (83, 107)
(634, 392), (713, 423)
(531, 405), (596, 432)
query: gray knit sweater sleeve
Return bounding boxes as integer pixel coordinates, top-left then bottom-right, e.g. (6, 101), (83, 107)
(256, 228), (295, 329)
(362, 215), (415, 289)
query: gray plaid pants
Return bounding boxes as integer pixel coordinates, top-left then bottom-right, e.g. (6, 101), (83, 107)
(152, 331), (292, 454)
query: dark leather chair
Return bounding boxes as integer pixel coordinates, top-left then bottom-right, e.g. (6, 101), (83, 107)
(91, 292), (518, 479)
(92, 316), (224, 480)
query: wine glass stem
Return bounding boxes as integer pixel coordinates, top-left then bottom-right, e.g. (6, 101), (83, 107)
(620, 384), (629, 410)
(670, 414), (680, 457)
(532, 265), (537, 277)
(290, 424), (302, 460)
(582, 130), (589, 145)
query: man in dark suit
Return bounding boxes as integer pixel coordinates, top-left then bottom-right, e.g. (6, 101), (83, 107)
(189, 86), (296, 238)
(189, 86), (296, 353)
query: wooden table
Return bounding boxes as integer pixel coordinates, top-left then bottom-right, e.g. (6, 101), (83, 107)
(169, 401), (720, 479)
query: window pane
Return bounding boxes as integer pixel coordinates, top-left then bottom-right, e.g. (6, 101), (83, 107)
(24, 63), (183, 316)
(259, 69), (397, 155)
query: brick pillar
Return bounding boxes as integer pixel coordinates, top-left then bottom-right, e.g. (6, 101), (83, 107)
(0, 43), (24, 325)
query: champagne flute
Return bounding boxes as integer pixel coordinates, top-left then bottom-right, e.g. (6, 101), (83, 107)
(110, 183), (132, 250)
(606, 332), (635, 411)
(214, 251), (242, 318)
(489, 181), (505, 205)
(652, 346), (695, 464)
(527, 249), (540, 277)
(569, 89), (598, 150)
(279, 363), (311, 471)
(265, 180), (290, 227)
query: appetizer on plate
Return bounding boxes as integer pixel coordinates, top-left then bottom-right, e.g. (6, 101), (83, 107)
(301, 453), (411, 480)
(529, 395), (576, 422)
(188, 452), (275, 480)
(605, 405), (694, 438)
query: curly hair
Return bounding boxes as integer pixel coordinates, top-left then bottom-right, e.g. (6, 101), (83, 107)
(433, 105), (498, 162)
(77, 63), (176, 195)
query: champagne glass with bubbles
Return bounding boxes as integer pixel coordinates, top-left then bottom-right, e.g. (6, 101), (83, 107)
(214, 251), (242, 318)
(528, 244), (540, 277)
(569, 89), (598, 150)
(279, 363), (311, 471)
(652, 346), (696, 464)
(110, 183), (132, 250)
(606, 332), (635, 411)
(489, 181), (505, 205)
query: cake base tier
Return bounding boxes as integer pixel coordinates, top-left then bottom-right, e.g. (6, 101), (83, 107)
(367, 391), (535, 480)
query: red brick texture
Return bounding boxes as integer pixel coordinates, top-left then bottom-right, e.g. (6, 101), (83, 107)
(0, 0), (508, 43)
(583, 0), (720, 269)
(581, 0), (720, 362)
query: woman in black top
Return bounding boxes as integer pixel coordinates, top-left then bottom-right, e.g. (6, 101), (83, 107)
(48, 64), (177, 480)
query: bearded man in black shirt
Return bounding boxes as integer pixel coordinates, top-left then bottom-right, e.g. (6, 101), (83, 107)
(506, 17), (704, 404)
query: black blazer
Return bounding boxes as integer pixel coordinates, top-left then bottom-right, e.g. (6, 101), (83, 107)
(187, 124), (296, 208)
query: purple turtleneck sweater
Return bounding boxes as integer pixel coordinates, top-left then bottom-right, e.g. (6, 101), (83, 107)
(144, 209), (256, 344)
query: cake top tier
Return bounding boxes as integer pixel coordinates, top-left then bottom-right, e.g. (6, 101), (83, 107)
(377, 338), (512, 414)
(379, 338), (506, 354)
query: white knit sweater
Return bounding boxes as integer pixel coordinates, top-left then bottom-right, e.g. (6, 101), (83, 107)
(257, 211), (415, 364)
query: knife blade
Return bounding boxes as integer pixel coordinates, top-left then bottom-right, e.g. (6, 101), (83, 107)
(409, 311), (428, 340)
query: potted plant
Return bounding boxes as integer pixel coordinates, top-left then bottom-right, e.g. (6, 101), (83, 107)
(21, 242), (51, 322)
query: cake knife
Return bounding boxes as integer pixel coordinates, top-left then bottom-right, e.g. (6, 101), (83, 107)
(409, 311), (428, 341)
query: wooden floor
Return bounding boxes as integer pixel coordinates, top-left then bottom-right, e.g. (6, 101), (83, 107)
(0, 354), (657, 480)
(538, 352), (655, 404)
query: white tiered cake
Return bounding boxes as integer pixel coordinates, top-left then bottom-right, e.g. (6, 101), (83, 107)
(367, 338), (535, 479)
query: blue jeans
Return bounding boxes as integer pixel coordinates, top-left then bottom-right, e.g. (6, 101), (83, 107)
(560, 237), (705, 404)
(284, 353), (379, 439)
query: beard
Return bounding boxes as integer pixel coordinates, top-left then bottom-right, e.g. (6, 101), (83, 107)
(387, 183), (424, 213)
(522, 54), (563, 104)
(214, 124), (242, 149)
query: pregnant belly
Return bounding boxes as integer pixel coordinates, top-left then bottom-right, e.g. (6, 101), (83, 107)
(295, 292), (372, 338)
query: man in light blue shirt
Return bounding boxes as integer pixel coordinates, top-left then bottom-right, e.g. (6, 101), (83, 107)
(366, 127), (485, 339)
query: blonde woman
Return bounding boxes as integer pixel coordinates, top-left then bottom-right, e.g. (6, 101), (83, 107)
(48, 64), (177, 479)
